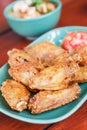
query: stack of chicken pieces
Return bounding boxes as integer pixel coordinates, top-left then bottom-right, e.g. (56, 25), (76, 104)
(1, 41), (87, 114)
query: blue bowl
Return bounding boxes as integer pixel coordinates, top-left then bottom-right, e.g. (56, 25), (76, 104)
(4, 0), (62, 39)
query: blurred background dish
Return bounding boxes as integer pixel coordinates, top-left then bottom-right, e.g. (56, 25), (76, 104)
(4, 0), (62, 39)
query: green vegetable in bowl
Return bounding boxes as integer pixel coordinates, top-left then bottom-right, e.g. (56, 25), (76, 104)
(34, 0), (56, 14)
(32, 0), (43, 5)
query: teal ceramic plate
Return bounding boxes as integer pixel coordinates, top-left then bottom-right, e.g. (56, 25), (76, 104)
(0, 26), (87, 124)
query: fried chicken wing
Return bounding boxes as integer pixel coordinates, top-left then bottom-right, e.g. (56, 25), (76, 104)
(52, 52), (80, 76)
(8, 48), (35, 66)
(24, 41), (66, 66)
(0, 80), (30, 112)
(28, 83), (80, 114)
(74, 65), (87, 83)
(8, 62), (39, 87)
(29, 64), (72, 91)
(70, 45), (87, 65)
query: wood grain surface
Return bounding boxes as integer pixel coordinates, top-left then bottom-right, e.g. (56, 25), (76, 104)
(0, 0), (87, 130)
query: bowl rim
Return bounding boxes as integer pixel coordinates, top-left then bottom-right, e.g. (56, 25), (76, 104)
(4, 0), (62, 22)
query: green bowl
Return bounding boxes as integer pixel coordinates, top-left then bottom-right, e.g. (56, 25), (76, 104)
(4, 0), (62, 39)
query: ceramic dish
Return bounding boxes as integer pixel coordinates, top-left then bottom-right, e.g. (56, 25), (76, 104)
(0, 26), (87, 124)
(4, 0), (62, 39)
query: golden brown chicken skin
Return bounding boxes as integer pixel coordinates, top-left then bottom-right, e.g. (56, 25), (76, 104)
(8, 62), (39, 87)
(0, 80), (30, 112)
(28, 51), (80, 91)
(29, 63), (73, 91)
(28, 83), (81, 114)
(70, 45), (87, 65)
(74, 65), (87, 83)
(51, 52), (80, 76)
(8, 48), (43, 68)
(24, 41), (66, 66)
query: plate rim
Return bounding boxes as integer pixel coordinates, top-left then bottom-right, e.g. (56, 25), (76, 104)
(27, 25), (87, 47)
(0, 94), (87, 124)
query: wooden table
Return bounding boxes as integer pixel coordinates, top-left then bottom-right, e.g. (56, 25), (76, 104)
(0, 0), (87, 130)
